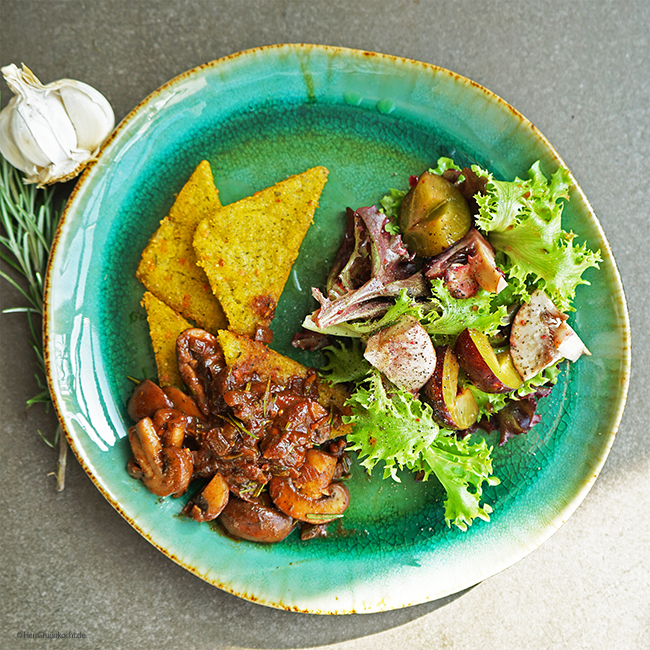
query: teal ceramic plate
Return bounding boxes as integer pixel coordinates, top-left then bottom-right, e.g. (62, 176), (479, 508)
(45, 44), (630, 614)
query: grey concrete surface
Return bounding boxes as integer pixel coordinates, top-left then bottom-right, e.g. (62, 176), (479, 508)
(1, 1), (648, 648)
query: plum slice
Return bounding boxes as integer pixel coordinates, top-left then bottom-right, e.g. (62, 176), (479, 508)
(399, 171), (472, 257)
(454, 328), (523, 394)
(422, 345), (479, 430)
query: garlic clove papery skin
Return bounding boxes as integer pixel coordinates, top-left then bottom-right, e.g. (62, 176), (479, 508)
(11, 90), (79, 166)
(0, 64), (115, 186)
(2, 64), (80, 168)
(0, 98), (37, 173)
(57, 82), (115, 151)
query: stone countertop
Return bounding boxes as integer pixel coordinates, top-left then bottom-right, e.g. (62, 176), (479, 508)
(1, 1), (648, 648)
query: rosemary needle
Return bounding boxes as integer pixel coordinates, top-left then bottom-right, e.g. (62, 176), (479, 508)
(0, 156), (67, 490)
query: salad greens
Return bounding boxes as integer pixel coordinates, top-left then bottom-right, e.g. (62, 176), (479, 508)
(422, 279), (507, 341)
(303, 157), (600, 531)
(475, 161), (601, 311)
(327, 357), (498, 531)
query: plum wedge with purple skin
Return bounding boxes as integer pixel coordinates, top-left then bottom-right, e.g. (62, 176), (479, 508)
(422, 345), (479, 430)
(424, 228), (507, 298)
(454, 328), (523, 394)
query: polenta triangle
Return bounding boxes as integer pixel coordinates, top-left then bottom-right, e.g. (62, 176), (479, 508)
(136, 160), (228, 334)
(141, 291), (192, 389)
(193, 167), (328, 337)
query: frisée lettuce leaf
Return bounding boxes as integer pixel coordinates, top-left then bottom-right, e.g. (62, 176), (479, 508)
(344, 370), (499, 530)
(320, 338), (372, 384)
(422, 278), (508, 342)
(474, 162), (601, 311)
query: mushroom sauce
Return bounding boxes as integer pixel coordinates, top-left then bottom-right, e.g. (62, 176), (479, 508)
(127, 328), (351, 543)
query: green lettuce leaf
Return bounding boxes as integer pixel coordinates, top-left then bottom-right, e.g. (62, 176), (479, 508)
(378, 187), (406, 234)
(345, 371), (441, 481)
(320, 338), (372, 385)
(422, 278), (508, 342)
(474, 162), (601, 311)
(315, 279), (507, 346)
(430, 156), (463, 176)
(413, 433), (498, 531)
(345, 371), (498, 530)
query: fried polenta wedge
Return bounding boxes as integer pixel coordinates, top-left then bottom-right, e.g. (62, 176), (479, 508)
(193, 167), (329, 337)
(141, 291), (192, 389)
(137, 161), (228, 334)
(217, 328), (351, 438)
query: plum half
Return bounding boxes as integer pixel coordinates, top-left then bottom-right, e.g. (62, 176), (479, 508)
(422, 345), (479, 430)
(454, 328), (523, 394)
(399, 171), (472, 257)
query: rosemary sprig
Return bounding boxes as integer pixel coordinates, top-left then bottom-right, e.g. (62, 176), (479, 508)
(215, 412), (259, 439)
(305, 513), (345, 521)
(0, 156), (67, 490)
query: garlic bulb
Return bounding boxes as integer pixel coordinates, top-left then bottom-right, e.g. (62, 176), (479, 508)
(0, 64), (114, 186)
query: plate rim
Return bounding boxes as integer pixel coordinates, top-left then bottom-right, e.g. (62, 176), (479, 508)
(43, 43), (632, 614)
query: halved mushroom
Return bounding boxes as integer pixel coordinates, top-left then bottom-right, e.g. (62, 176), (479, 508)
(128, 417), (161, 478)
(293, 449), (338, 499)
(269, 476), (350, 524)
(126, 457), (144, 480)
(151, 408), (194, 447)
(127, 378), (173, 421)
(184, 472), (230, 522)
(162, 386), (204, 419)
(127, 417), (193, 497)
(219, 494), (295, 543)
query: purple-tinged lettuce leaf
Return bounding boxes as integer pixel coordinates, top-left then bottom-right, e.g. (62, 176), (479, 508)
(311, 206), (426, 329)
(325, 208), (371, 298)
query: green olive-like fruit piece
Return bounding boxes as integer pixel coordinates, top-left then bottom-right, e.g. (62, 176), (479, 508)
(399, 171), (472, 257)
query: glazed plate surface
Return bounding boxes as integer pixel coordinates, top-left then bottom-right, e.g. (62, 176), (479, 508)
(45, 44), (630, 614)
